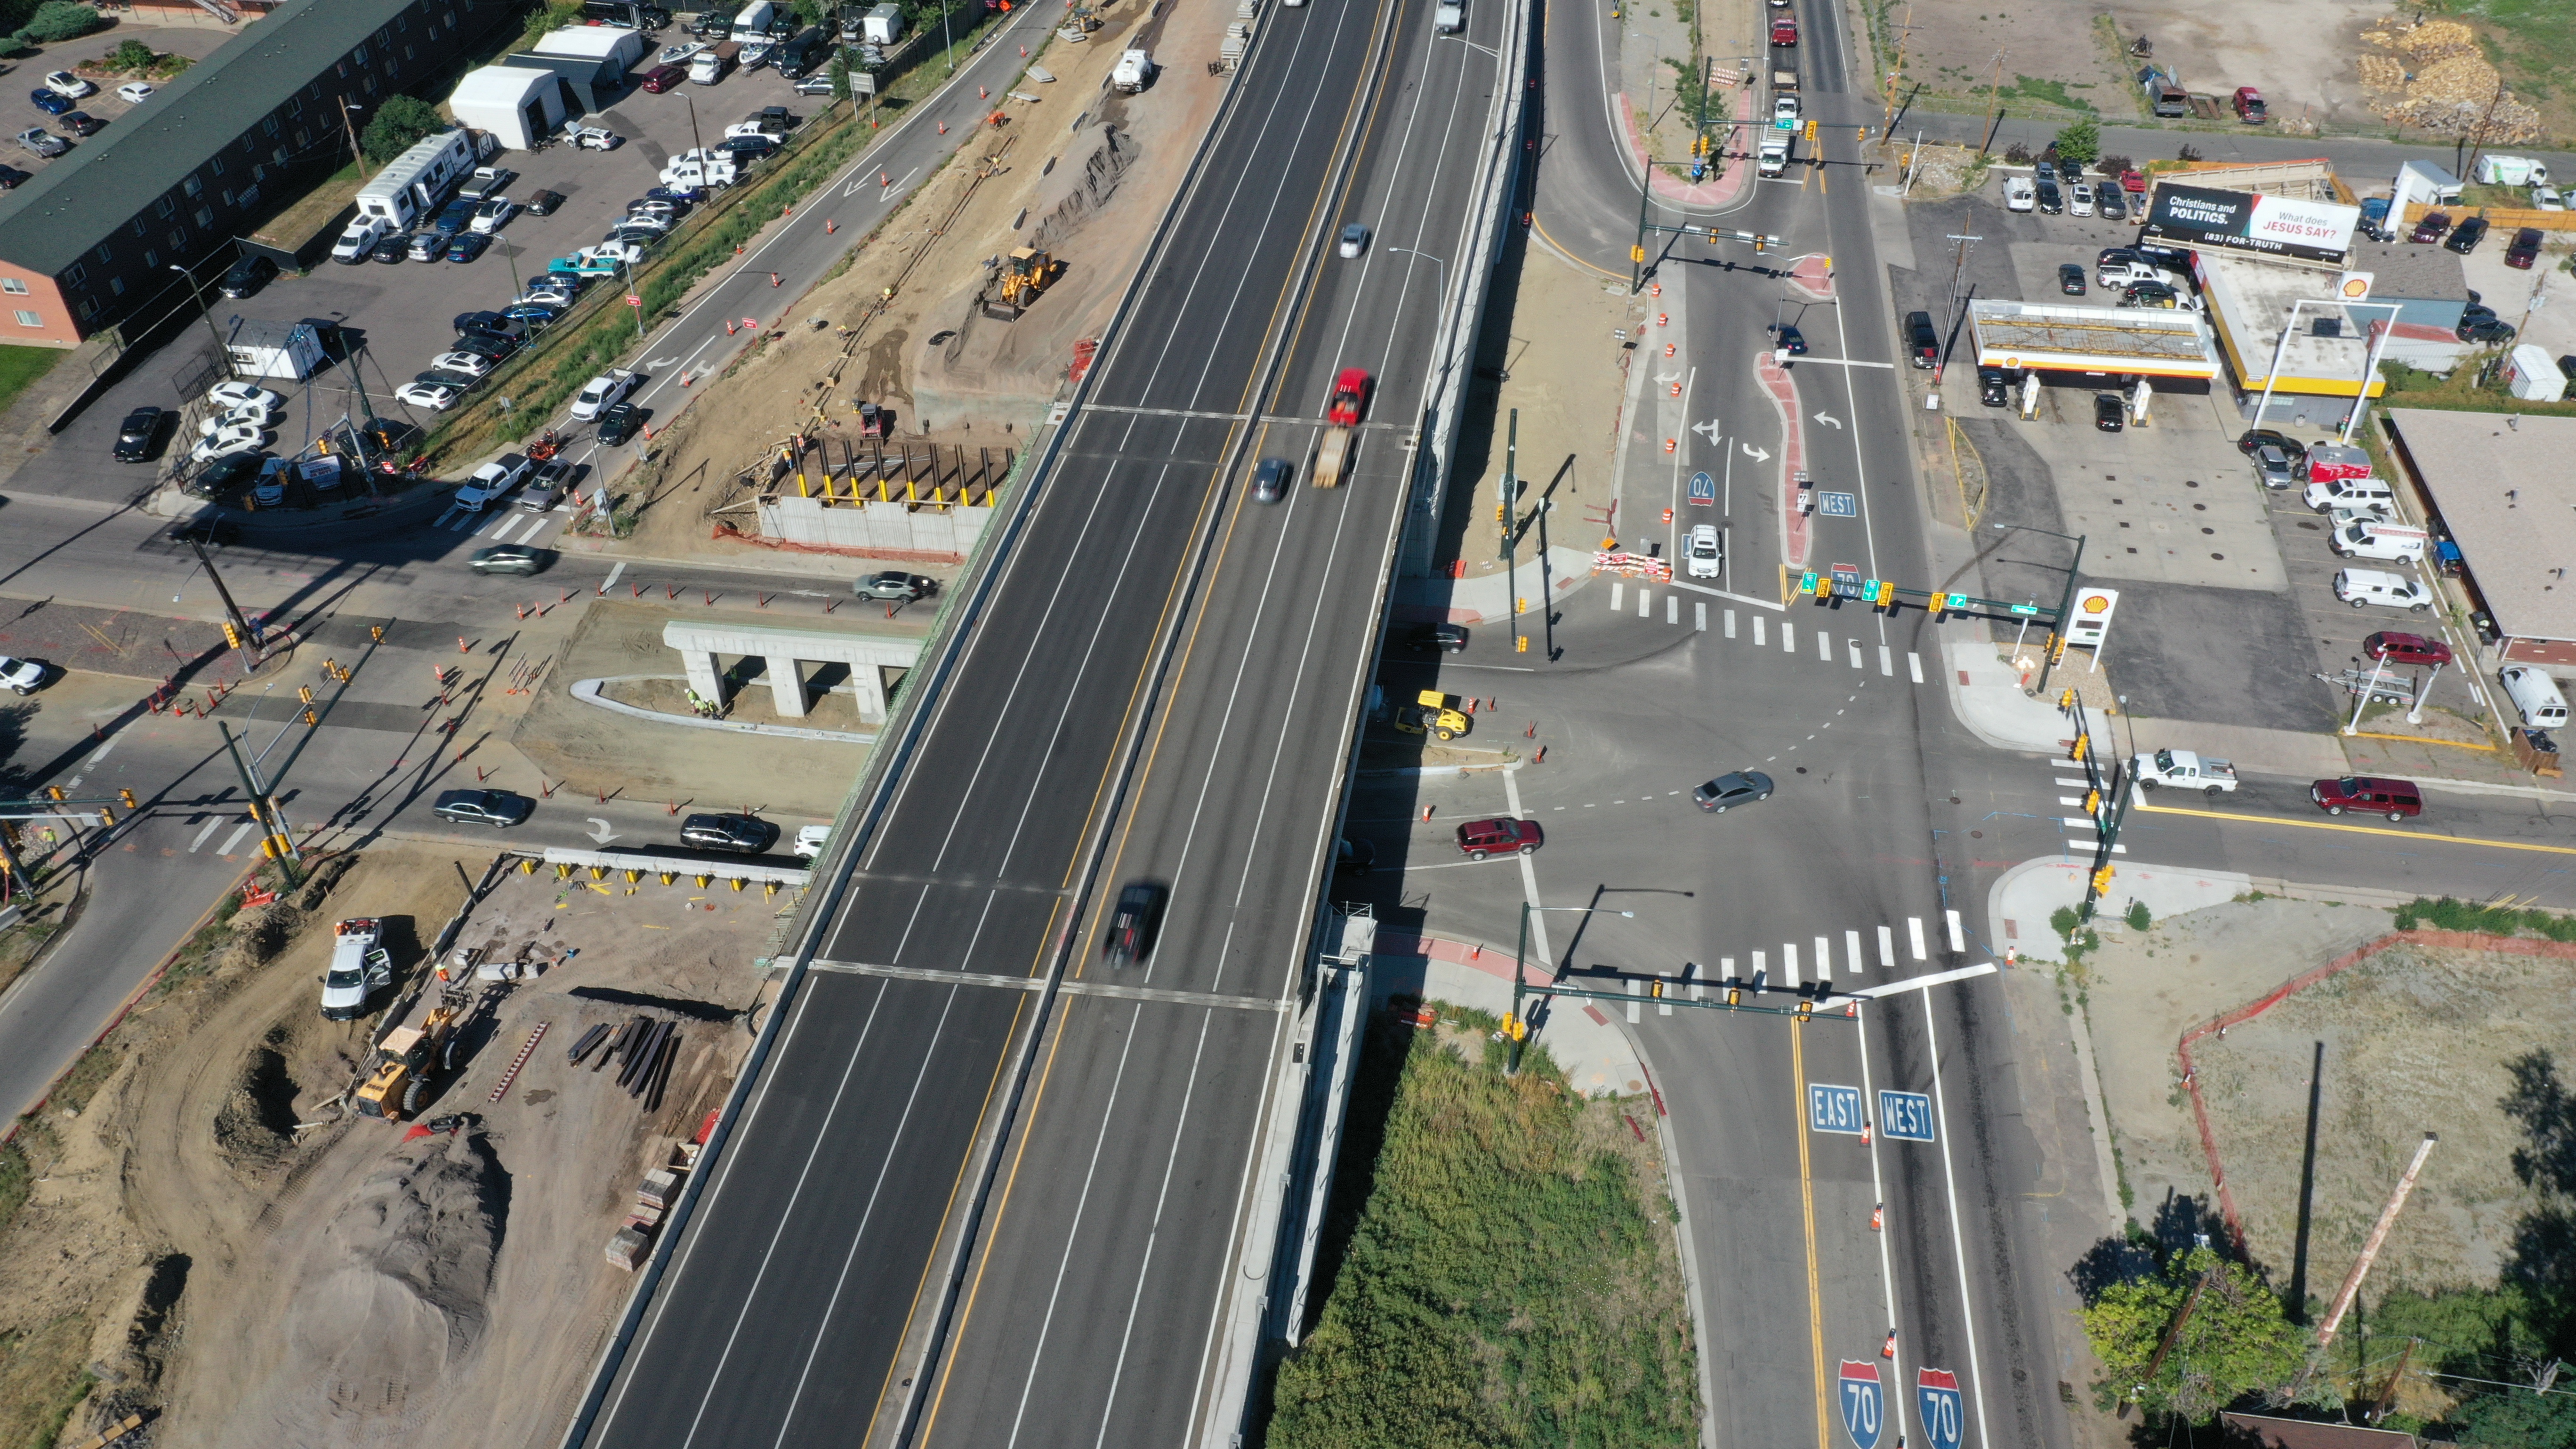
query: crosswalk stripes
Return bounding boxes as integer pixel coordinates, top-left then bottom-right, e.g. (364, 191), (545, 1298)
(1605, 588), (1929, 688)
(1682, 917), (1949, 996)
(2049, 763), (2128, 853)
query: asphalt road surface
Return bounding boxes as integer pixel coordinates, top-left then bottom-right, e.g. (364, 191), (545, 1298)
(580, 0), (1503, 1440)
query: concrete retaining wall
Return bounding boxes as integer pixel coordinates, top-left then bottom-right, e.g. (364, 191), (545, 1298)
(756, 493), (995, 558)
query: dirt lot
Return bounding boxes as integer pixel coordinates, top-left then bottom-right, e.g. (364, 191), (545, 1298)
(0, 840), (786, 1449)
(610, 0), (1236, 566)
(2081, 897), (2566, 1308)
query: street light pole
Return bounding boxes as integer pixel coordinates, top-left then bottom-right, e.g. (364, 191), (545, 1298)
(168, 262), (231, 380)
(1996, 522), (2086, 692)
(1506, 903), (1634, 1075)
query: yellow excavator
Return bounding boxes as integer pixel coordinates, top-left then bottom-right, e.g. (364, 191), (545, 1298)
(983, 247), (1066, 320)
(354, 1002), (461, 1122)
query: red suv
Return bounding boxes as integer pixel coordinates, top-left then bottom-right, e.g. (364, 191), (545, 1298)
(2364, 631), (2453, 668)
(1455, 817), (1543, 859)
(640, 64), (688, 93)
(2310, 776), (2423, 821)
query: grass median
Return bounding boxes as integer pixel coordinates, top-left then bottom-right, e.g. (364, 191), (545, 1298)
(1266, 1005), (1701, 1448)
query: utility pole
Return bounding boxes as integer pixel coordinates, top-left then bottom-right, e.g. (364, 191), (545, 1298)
(2124, 1265), (2216, 1415)
(1981, 50), (2007, 153)
(1629, 168), (1655, 292)
(2460, 76), (2506, 185)
(2036, 531), (2086, 693)
(1884, 0), (1916, 122)
(1501, 408), (1519, 653)
(1938, 232), (1980, 383)
(166, 261), (232, 381)
(336, 97), (367, 173)
(185, 536), (263, 669)
(218, 721), (301, 886)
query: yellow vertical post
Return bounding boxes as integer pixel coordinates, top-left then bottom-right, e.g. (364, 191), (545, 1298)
(907, 479), (918, 503)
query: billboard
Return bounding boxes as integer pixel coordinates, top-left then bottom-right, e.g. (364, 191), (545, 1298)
(2140, 184), (2359, 266)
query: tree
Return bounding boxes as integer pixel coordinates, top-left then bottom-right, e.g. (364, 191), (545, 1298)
(2051, 116), (2101, 167)
(107, 38), (156, 73)
(829, 51), (853, 105)
(2454, 1386), (2576, 1449)
(358, 95), (444, 166)
(14, 0), (106, 46)
(2081, 1246), (2307, 1420)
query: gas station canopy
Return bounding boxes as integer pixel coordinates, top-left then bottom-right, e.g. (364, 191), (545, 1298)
(1968, 300), (2222, 379)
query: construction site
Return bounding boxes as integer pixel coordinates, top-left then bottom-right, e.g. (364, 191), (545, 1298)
(0, 842), (794, 1448)
(607, 0), (1238, 570)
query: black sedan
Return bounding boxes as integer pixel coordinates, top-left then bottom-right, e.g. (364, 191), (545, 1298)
(2095, 393), (2125, 431)
(433, 788), (534, 827)
(1103, 881), (1166, 963)
(1769, 322), (1808, 355)
(596, 401), (645, 446)
(220, 254), (277, 298)
(57, 111), (102, 137)
(678, 812), (775, 854)
(2236, 429), (2307, 463)
(2058, 263), (2086, 296)
(524, 188), (566, 216)
(2444, 217), (2490, 255)
(113, 406), (167, 462)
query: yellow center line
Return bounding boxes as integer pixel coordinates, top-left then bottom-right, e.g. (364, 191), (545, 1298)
(1793, 1017), (1829, 1449)
(2134, 799), (2576, 854)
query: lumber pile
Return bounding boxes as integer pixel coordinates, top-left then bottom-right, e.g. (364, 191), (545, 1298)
(2356, 17), (2542, 143)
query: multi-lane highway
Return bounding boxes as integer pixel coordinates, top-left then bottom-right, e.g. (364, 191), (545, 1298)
(578, 0), (1505, 1440)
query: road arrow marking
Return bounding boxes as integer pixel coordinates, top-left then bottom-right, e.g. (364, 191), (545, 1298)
(587, 818), (619, 845)
(648, 355), (680, 369)
(1815, 411), (1844, 429)
(1655, 370), (1683, 385)
(1741, 443), (1771, 462)
(1691, 417), (1723, 442)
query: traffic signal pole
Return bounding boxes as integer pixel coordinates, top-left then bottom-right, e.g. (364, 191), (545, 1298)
(217, 721), (302, 887)
(184, 536), (263, 670)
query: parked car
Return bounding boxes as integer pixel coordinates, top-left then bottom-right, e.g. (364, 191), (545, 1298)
(1454, 817), (1543, 859)
(1903, 310), (1938, 367)
(2310, 775), (2422, 821)
(444, 232), (493, 263)
(2506, 226), (2544, 269)
(503, 301), (568, 328)
(56, 111), (102, 137)
(395, 380), (465, 411)
(429, 350), (497, 378)
(427, 197), (478, 237)
(15, 129), (68, 158)
(450, 332), (518, 363)
(2094, 393), (2125, 432)
(199, 401), (276, 434)
(2333, 567), (2434, 612)
(2034, 177), (2062, 213)
(458, 165), (517, 200)
(453, 311), (528, 344)
(1103, 881), (1166, 963)
(2057, 263), (2085, 296)
(207, 380), (283, 412)
(1691, 770), (1772, 811)
(2364, 631), (2453, 668)
(467, 543), (553, 575)
(2003, 175), (2035, 211)
(0, 165), (32, 190)
(371, 232), (413, 264)
(855, 570), (936, 600)
(2069, 181), (2095, 216)
(433, 788), (534, 827)
(219, 254), (277, 298)
(2121, 279), (2183, 309)
(2536, 185), (2567, 212)
(793, 825), (830, 859)
(2445, 216), (2490, 254)
(317, 918), (390, 1020)
(471, 195), (518, 233)
(524, 188), (566, 216)
(572, 126), (623, 151)
(186, 450), (265, 500)
(679, 812), (774, 853)
(1252, 455), (1291, 502)
(2096, 186), (2127, 222)
(2236, 429), (2307, 463)
(191, 422), (270, 463)
(2458, 313), (2517, 346)
(28, 88), (72, 116)
(642, 62), (689, 91)
(1978, 366), (2010, 407)
(113, 406), (167, 462)
(40, 71), (93, 99)
(2250, 444), (2298, 490)
(405, 231), (446, 262)
(0, 655), (47, 695)
(2410, 211), (2451, 243)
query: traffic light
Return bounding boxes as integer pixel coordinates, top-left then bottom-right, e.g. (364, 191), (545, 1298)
(1725, 987), (1741, 1007)
(118, 789), (137, 810)
(2091, 865), (2115, 894)
(370, 625), (385, 642)
(303, 709), (319, 726)
(222, 620), (242, 648)
(1928, 592), (1949, 615)
(2059, 688), (2077, 709)
(1649, 979), (1665, 998)
(1753, 234), (1767, 253)
(2085, 789), (2102, 815)
(1856, 126), (1867, 143)
(97, 807), (112, 826)
(2070, 733), (2090, 762)
(46, 786), (63, 802)
(1631, 244), (1646, 264)
(298, 685), (314, 705)
(1515, 635), (1529, 653)
(1804, 119), (1818, 142)
(245, 802), (265, 827)
(1873, 581), (1895, 609)
(1795, 998), (1813, 1021)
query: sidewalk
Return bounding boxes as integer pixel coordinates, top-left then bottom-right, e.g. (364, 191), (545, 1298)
(1941, 639), (2115, 755)
(1366, 930), (1651, 1097)
(1393, 545), (1602, 626)
(1617, 84), (1760, 211)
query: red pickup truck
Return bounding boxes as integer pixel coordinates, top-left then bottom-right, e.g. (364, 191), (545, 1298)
(2232, 86), (2266, 122)
(1770, 14), (1797, 45)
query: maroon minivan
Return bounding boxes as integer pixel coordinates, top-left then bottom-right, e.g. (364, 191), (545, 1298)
(639, 63), (688, 93)
(1455, 817), (1543, 859)
(2311, 776), (2423, 821)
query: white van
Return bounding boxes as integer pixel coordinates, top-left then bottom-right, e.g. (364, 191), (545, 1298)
(1434, 0), (1463, 30)
(2330, 521), (2428, 563)
(732, 0), (776, 42)
(2501, 665), (2571, 729)
(330, 215), (390, 264)
(2303, 475), (2397, 514)
(2333, 568), (2433, 612)
(1758, 135), (1790, 177)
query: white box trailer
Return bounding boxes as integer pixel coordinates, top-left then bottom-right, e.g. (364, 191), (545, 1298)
(223, 317), (332, 382)
(2509, 343), (2568, 402)
(354, 129), (476, 230)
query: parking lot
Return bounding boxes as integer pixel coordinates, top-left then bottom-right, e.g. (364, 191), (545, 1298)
(21, 44), (823, 510)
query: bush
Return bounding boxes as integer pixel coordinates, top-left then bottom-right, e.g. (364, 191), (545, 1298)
(2097, 152), (2132, 176)
(106, 37), (154, 72)
(2125, 900), (2152, 932)
(359, 95), (444, 165)
(14, 0), (105, 45)
(2394, 896), (2576, 941)
(2003, 140), (2032, 166)
(2052, 116), (2101, 166)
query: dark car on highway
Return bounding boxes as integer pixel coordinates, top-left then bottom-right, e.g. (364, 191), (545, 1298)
(433, 788), (534, 827)
(855, 570), (936, 601)
(1692, 770), (1773, 812)
(1454, 816), (1543, 859)
(1903, 310), (1938, 368)
(113, 406), (167, 462)
(2445, 216), (2490, 254)
(1103, 881), (1166, 964)
(1253, 456), (1292, 502)
(678, 812), (776, 854)
(1769, 322), (1807, 355)
(596, 401), (645, 445)
(2506, 226), (2544, 269)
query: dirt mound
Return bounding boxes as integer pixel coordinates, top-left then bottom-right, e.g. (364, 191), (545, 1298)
(2357, 18), (2544, 142)
(232, 1131), (508, 1441)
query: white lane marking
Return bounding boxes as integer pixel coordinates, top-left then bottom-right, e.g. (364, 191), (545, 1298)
(1782, 942), (1799, 989)
(1638, 589), (1651, 619)
(1876, 926), (1894, 969)
(1908, 651), (1924, 684)
(1627, 977), (1641, 1023)
(2053, 778), (2088, 789)
(84, 735), (118, 769)
(1723, 608), (1736, 638)
(187, 817), (227, 852)
(1752, 615), (1764, 646)
(1916, 988), (2001, 1449)
(1610, 581), (1625, 612)
(2058, 797), (2083, 807)
(1818, 631), (1831, 662)
(1750, 949), (1766, 990)
(1945, 910), (1964, 952)
(1846, 929), (1863, 974)
(1667, 594), (1678, 625)
(1814, 935), (1833, 982)
(601, 560), (628, 595)
(1695, 601), (1708, 632)
(1908, 916), (1928, 961)
(1848, 639), (1863, 669)
(2061, 816), (2105, 830)
(1780, 621), (1794, 653)
(1879, 645), (1893, 676)
(1658, 973), (1672, 1015)
(217, 822), (257, 855)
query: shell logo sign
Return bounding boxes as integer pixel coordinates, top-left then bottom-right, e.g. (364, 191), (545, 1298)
(2337, 271), (2375, 300)
(2065, 587), (2120, 649)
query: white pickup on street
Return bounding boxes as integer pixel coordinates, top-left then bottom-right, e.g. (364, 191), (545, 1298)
(2131, 748), (2239, 796)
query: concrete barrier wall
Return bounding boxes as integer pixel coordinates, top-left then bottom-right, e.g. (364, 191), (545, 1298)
(757, 493), (996, 557)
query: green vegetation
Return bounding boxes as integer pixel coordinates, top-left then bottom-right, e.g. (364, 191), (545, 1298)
(2124, 899), (2151, 932)
(0, 1138), (27, 1241)
(2051, 116), (2101, 166)
(2003, 75), (2095, 114)
(0, 1316), (94, 1449)
(1267, 1011), (1700, 1448)
(2375, 357), (2576, 418)
(514, 0), (585, 53)
(2050, 904), (2101, 963)
(11, 0), (104, 47)
(359, 95), (446, 165)
(2396, 895), (2576, 939)
(0, 345), (62, 419)
(2082, 1245), (2305, 1417)
(2429, 0), (2576, 115)
(105, 38), (153, 72)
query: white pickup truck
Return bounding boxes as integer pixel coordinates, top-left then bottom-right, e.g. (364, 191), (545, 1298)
(2131, 748), (2238, 796)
